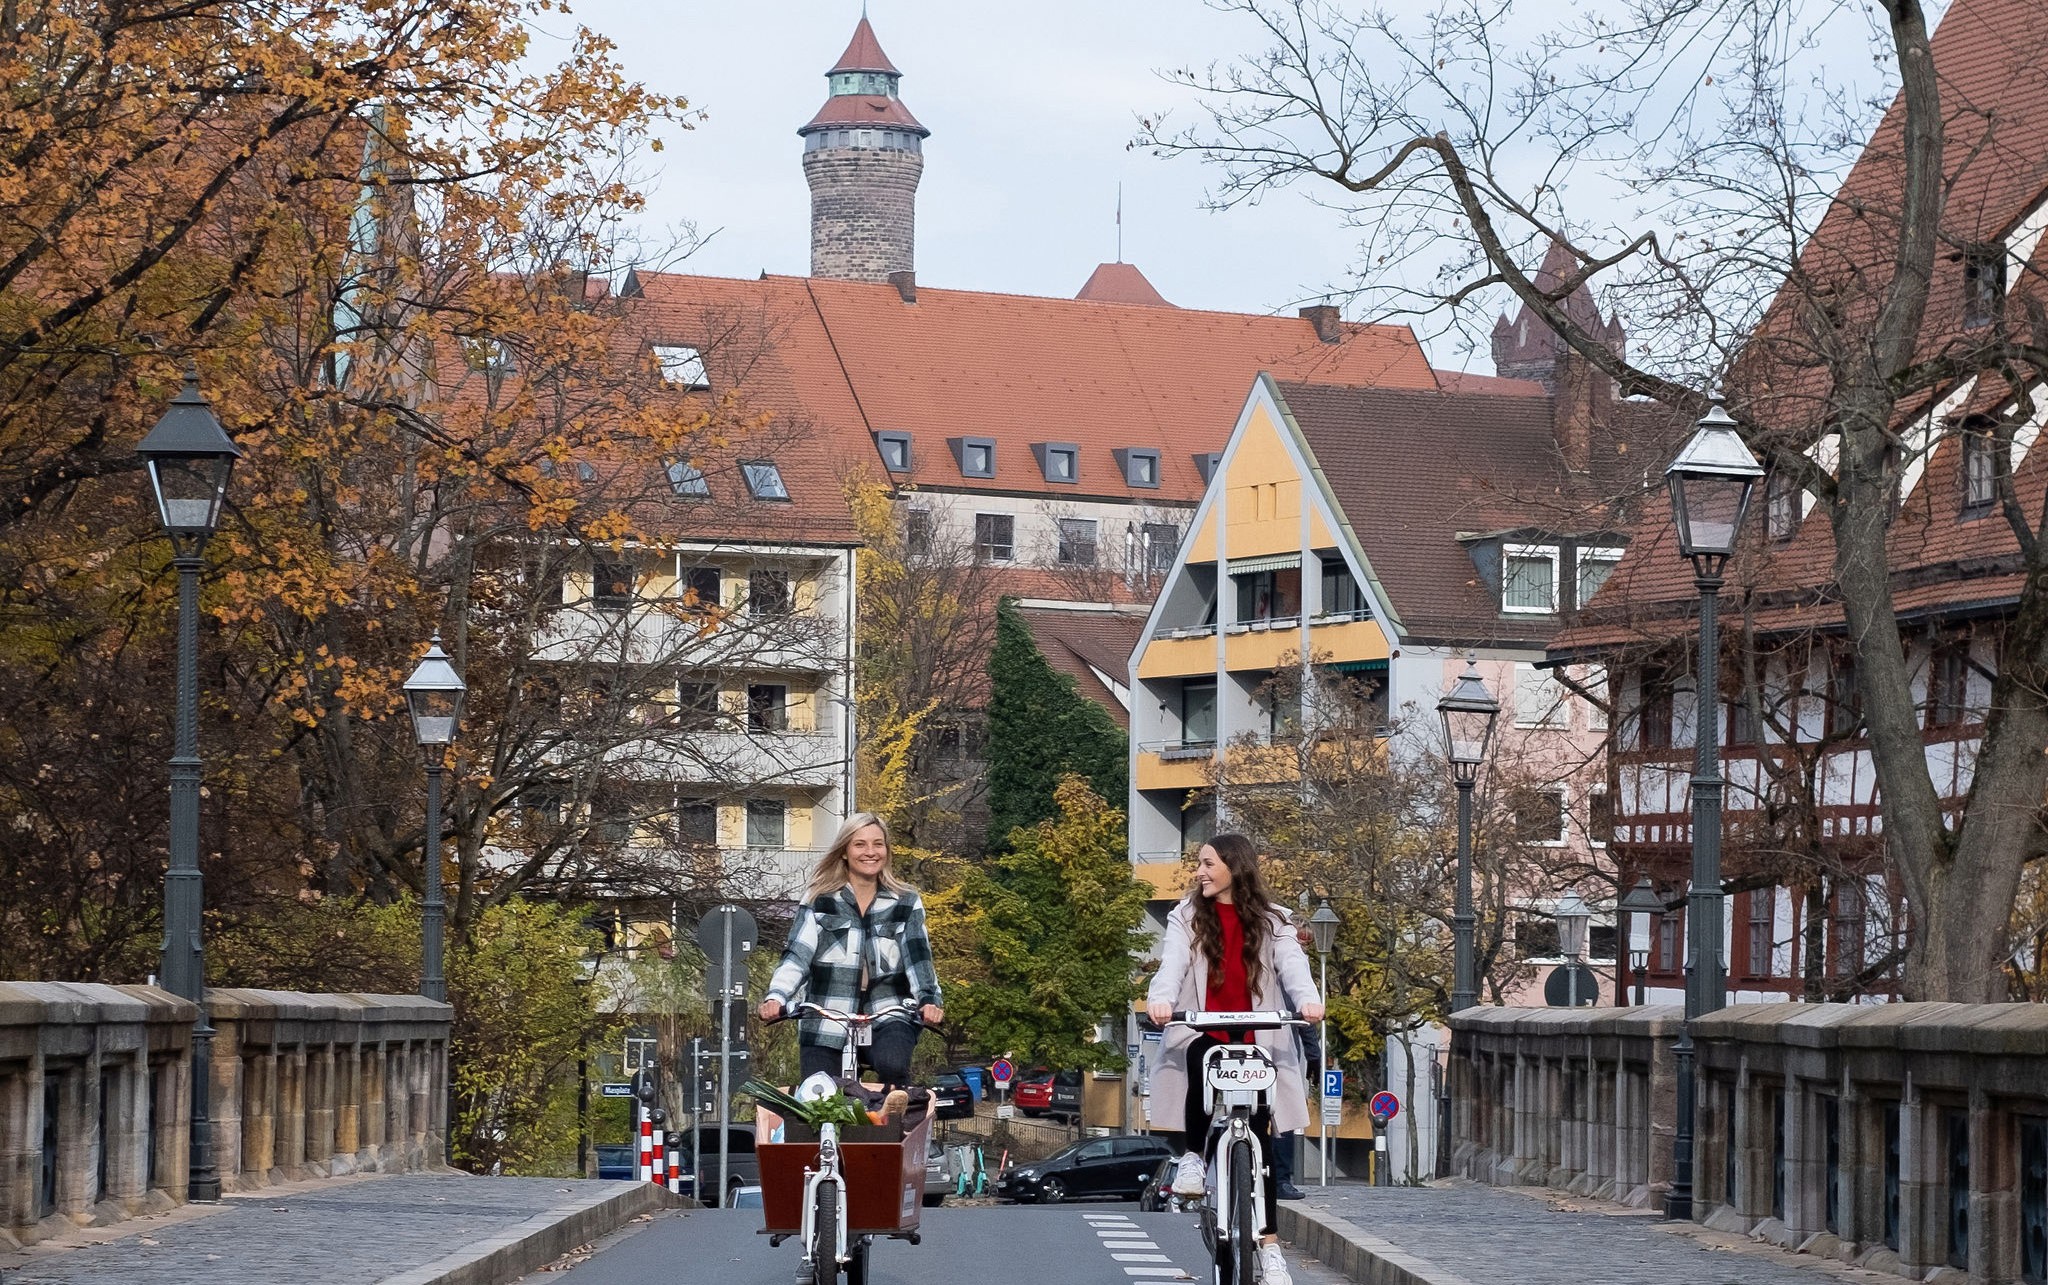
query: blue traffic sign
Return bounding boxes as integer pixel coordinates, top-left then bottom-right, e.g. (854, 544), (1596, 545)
(991, 1058), (1015, 1086)
(1370, 1091), (1401, 1121)
(1322, 1069), (1343, 1100)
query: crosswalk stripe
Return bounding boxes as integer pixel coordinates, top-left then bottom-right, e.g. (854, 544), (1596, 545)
(1103, 1241), (1159, 1249)
(1121, 1269), (1188, 1278)
(1112, 1253), (1172, 1262)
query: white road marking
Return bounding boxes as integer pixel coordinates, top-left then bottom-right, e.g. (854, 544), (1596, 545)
(1103, 1241), (1159, 1249)
(1112, 1252), (1173, 1262)
(1121, 1270), (1189, 1279)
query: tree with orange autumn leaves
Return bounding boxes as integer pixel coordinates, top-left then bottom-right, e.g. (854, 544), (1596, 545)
(0, 0), (794, 991)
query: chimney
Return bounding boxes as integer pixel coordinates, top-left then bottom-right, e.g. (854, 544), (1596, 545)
(1299, 305), (1342, 344)
(1551, 348), (1609, 473)
(889, 270), (917, 304)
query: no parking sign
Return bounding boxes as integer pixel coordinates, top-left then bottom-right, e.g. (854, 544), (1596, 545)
(1370, 1091), (1401, 1122)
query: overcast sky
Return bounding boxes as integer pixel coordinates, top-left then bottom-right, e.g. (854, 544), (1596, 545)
(540, 2), (1380, 335)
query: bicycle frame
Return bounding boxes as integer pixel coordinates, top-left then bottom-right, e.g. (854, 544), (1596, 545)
(1164, 1011), (1307, 1285)
(782, 1000), (914, 1280)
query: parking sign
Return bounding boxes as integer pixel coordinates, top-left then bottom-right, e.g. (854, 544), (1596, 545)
(1323, 1069), (1343, 1100)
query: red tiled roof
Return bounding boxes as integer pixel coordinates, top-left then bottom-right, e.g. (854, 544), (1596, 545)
(1277, 380), (1688, 643)
(1015, 606), (1145, 729)
(1076, 262), (1173, 308)
(829, 16), (900, 75)
(1436, 370), (1545, 396)
(802, 94), (928, 136)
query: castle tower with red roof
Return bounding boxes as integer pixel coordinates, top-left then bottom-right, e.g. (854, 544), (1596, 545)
(799, 17), (929, 282)
(1489, 240), (1627, 390)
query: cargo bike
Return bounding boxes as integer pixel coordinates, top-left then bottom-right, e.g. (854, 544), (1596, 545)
(750, 1002), (935, 1285)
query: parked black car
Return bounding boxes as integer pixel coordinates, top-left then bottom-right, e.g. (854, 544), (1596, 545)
(995, 1134), (1174, 1204)
(931, 1072), (976, 1120)
(676, 1124), (758, 1202)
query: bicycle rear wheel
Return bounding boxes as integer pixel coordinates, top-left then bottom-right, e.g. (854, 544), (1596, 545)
(1229, 1140), (1256, 1285)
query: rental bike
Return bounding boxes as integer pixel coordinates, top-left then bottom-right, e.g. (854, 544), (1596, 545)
(1164, 1009), (1310, 1285)
(756, 1002), (929, 1285)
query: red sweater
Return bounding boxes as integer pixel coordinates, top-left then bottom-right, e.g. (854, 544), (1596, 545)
(1207, 905), (1253, 1019)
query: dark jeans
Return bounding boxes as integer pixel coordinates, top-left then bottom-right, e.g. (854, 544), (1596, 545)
(1171, 1034), (1278, 1236)
(1274, 1132), (1296, 1186)
(798, 1020), (919, 1086)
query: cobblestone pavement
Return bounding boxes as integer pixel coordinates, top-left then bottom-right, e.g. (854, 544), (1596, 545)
(1287, 1182), (1896, 1285)
(2, 1174), (612, 1285)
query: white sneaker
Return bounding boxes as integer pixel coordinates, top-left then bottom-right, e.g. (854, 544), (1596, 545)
(1257, 1242), (1293, 1285)
(1172, 1151), (1206, 1197)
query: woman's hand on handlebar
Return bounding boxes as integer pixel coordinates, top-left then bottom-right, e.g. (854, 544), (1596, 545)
(1300, 1001), (1326, 1022)
(758, 997), (784, 1022)
(1147, 1000), (1173, 1025)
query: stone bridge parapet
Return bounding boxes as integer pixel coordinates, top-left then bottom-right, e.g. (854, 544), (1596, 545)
(0, 982), (450, 1249)
(1449, 1001), (2048, 1285)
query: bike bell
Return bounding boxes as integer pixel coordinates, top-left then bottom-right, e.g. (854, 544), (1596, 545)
(796, 1071), (839, 1102)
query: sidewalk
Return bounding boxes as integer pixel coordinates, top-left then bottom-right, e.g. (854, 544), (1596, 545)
(1277, 1180), (1898, 1285)
(0, 1173), (674, 1285)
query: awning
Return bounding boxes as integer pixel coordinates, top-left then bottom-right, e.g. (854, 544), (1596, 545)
(1331, 659), (1388, 674)
(1225, 552), (1301, 576)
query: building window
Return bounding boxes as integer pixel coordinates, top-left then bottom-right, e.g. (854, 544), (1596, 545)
(1514, 664), (1567, 729)
(1828, 651), (1861, 738)
(1832, 879), (1866, 981)
(675, 681), (719, 731)
(1767, 468), (1801, 541)
(1515, 911), (1560, 960)
(1512, 787), (1568, 845)
(973, 512), (1014, 562)
(1179, 794), (1216, 849)
(1582, 664), (1610, 731)
(465, 336), (514, 373)
(1961, 424), (1996, 511)
(1264, 682), (1302, 741)
(1657, 907), (1681, 973)
(1575, 547), (1623, 609)
(1635, 666), (1674, 749)
(1588, 788), (1612, 847)
(745, 799), (786, 848)
(748, 569), (791, 616)
(674, 799), (717, 846)
(747, 683), (788, 733)
(1117, 447), (1162, 489)
(906, 508), (935, 558)
(1964, 247), (2006, 329)
(592, 561), (634, 611)
(1181, 679), (1218, 747)
(1926, 643), (1970, 728)
(681, 565), (722, 614)
(666, 460), (710, 498)
(1320, 558), (1365, 617)
(952, 436), (996, 479)
(1056, 517), (1098, 566)
(1193, 452), (1223, 483)
(652, 344), (709, 389)
(741, 460), (789, 501)
(1745, 889), (1774, 978)
(875, 430), (913, 473)
(1143, 522), (1180, 573)
(1502, 543), (1559, 614)
(1034, 441), (1080, 484)
(1235, 567), (1302, 624)
(577, 460), (597, 482)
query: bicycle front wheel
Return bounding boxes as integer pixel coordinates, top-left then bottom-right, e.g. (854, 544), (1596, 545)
(811, 1182), (840, 1285)
(1229, 1140), (1256, 1285)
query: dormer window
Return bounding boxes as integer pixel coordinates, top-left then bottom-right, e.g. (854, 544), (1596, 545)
(1961, 419), (1996, 512)
(1194, 452), (1223, 484)
(742, 460), (789, 501)
(949, 436), (996, 479)
(1115, 447), (1162, 489)
(1033, 442), (1080, 485)
(875, 430), (913, 474)
(1575, 546), (1623, 608)
(1963, 248), (2006, 329)
(465, 336), (514, 374)
(666, 460), (710, 498)
(1502, 543), (1559, 614)
(576, 460), (597, 482)
(652, 344), (710, 389)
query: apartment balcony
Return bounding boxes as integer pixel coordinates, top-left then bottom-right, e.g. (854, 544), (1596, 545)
(1130, 856), (1190, 900)
(1136, 611), (1387, 679)
(1135, 740), (1216, 792)
(1136, 624), (1218, 679)
(651, 729), (847, 790)
(534, 608), (841, 674)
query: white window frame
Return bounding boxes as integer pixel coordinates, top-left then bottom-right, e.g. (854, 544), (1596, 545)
(1579, 664), (1609, 732)
(1575, 546), (1624, 609)
(974, 512), (1015, 562)
(1513, 663), (1567, 730)
(1056, 517), (1098, 566)
(652, 344), (709, 389)
(1501, 543), (1560, 615)
(1524, 785), (1570, 847)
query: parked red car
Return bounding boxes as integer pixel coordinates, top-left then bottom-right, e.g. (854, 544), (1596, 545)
(1014, 1070), (1081, 1120)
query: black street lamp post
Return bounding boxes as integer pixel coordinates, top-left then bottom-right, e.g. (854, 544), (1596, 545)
(403, 635), (466, 1004)
(1437, 656), (1500, 1015)
(1618, 877), (1665, 1007)
(138, 370), (241, 1203)
(1662, 404), (1762, 1221)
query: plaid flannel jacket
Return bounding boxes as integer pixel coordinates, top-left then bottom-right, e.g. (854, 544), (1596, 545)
(765, 884), (943, 1052)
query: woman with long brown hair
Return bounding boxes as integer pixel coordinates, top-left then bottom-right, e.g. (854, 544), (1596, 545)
(1146, 833), (1321, 1285)
(759, 812), (944, 1084)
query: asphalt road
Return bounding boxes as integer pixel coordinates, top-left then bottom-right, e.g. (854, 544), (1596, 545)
(536, 1202), (1347, 1285)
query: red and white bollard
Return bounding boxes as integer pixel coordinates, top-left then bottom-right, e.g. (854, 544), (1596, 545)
(665, 1140), (682, 1195)
(637, 1115), (653, 1183)
(650, 1126), (665, 1188)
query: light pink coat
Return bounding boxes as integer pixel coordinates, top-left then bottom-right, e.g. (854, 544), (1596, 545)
(1145, 900), (1321, 1136)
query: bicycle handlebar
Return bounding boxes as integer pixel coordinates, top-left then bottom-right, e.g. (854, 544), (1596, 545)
(765, 1000), (921, 1030)
(1157, 1010), (1311, 1031)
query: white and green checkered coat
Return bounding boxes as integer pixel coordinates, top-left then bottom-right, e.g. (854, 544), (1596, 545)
(765, 884), (943, 1052)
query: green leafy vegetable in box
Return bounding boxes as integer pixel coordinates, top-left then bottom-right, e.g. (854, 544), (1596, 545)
(741, 1079), (869, 1130)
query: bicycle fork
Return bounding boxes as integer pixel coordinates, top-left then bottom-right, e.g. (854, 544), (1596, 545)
(1211, 1112), (1263, 1249)
(799, 1128), (847, 1270)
